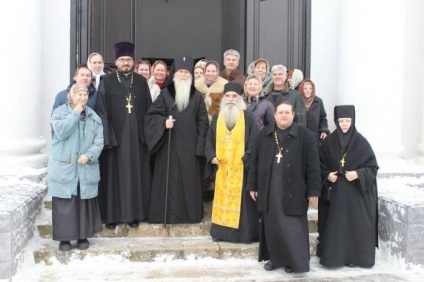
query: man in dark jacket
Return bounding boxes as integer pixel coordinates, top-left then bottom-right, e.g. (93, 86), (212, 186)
(219, 49), (246, 87)
(247, 101), (320, 274)
(266, 65), (306, 127)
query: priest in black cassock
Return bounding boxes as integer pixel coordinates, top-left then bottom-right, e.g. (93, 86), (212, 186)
(95, 42), (152, 229)
(204, 82), (259, 243)
(247, 101), (321, 274)
(145, 55), (209, 224)
(318, 105), (379, 268)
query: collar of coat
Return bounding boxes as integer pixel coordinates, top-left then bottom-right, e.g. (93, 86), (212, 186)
(264, 122), (300, 138)
(220, 69), (242, 81)
(166, 81), (197, 99)
(195, 76), (228, 94)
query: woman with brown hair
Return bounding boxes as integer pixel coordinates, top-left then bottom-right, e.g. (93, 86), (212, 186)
(195, 60), (228, 121)
(135, 59), (161, 102)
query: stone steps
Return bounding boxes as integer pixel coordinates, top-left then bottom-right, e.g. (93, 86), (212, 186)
(34, 199), (319, 266)
(37, 218), (318, 239)
(33, 233), (319, 265)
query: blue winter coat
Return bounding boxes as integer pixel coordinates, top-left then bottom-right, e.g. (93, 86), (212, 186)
(48, 104), (104, 199)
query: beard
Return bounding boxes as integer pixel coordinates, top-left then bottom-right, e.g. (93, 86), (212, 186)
(173, 76), (192, 112)
(220, 97), (246, 130)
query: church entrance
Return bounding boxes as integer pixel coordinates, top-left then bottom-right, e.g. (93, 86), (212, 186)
(71, 0), (310, 77)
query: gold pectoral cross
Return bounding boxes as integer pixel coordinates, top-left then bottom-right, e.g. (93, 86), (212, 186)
(340, 152), (346, 167)
(126, 95), (133, 114)
(276, 151), (283, 163)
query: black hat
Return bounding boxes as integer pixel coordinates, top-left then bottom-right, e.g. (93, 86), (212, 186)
(334, 105), (355, 125)
(174, 55), (194, 74)
(114, 42), (135, 59)
(224, 82), (242, 95)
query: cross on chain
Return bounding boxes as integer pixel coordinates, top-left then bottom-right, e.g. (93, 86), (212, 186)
(276, 151), (283, 163)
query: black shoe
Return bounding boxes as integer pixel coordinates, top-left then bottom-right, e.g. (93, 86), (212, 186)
(346, 263), (355, 267)
(77, 239), (89, 250)
(105, 223), (117, 229)
(59, 241), (72, 251)
(264, 260), (276, 271)
(128, 220), (139, 228)
(284, 266), (293, 273)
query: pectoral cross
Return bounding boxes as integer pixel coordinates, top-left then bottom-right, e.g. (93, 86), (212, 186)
(340, 154), (346, 167)
(126, 99), (133, 114)
(276, 151), (283, 163)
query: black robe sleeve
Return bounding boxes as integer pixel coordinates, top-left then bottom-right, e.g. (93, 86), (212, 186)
(95, 80), (118, 147)
(144, 94), (168, 153)
(204, 113), (218, 181)
(195, 95), (209, 157)
(242, 112), (259, 171)
(246, 129), (262, 192)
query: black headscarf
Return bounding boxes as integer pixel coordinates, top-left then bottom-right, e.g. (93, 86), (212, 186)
(334, 105), (355, 151)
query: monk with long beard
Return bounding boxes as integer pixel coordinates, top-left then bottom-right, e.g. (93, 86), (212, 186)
(204, 82), (259, 243)
(145, 55), (209, 224)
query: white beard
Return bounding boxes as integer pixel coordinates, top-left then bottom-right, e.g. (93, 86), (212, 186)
(220, 97), (246, 130)
(173, 77), (192, 112)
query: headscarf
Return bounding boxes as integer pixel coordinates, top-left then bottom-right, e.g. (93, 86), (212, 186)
(288, 69), (304, 90)
(204, 61), (219, 86)
(298, 79), (315, 111)
(87, 53), (106, 90)
(334, 105), (356, 151)
(67, 83), (88, 108)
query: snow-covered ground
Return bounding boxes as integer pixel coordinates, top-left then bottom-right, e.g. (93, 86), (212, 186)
(2, 158), (424, 281)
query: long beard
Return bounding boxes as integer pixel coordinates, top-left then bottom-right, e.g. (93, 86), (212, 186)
(220, 98), (246, 130)
(173, 77), (192, 112)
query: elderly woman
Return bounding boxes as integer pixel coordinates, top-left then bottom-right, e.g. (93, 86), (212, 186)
(242, 74), (275, 130)
(135, 59), (161, 102)
(298, 79), (330, 144)
(152, 60), (168, 89)
(87, 52), (106, 90)
(49, 83), (104, 251)
(318, 105), (379, 268)
(195, 60), (228, 121)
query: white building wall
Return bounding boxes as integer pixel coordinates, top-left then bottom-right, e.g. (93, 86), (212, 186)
(311, 0), (407, 159)
(0, 0), (69, 174)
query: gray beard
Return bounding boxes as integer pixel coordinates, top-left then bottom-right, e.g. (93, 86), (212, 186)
(173, 77), (192, 112)
(220, 98), (246, 130)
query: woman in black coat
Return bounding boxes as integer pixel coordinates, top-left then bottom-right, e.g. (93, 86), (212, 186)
(298, 79), (330, 145)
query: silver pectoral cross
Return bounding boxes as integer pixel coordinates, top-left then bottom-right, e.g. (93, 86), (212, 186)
(276, 151), (283, 163)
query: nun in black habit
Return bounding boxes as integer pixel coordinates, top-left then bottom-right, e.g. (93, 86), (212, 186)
(318, 105), (379, 268)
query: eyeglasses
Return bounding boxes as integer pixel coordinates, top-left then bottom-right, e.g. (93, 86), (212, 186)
(117, 58), (134, 63)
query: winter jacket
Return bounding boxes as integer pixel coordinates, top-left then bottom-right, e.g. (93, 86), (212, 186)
(48, 104), (104, 199)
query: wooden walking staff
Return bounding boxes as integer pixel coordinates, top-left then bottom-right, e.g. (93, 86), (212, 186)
(164, 115), (173, 229)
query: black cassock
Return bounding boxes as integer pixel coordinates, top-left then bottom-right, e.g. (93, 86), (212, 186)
(145, 83), (209, 224)
(204, 111), (259, 243)
(318, 129), (379, 267)
(247, 124), (321, 273)
(95, 72), (152, 224)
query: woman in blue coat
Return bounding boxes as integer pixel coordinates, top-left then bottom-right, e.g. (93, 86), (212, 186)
(49, 83), (104, 251)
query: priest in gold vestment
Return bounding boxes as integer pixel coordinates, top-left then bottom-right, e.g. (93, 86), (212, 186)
(204, 82), (259, 243)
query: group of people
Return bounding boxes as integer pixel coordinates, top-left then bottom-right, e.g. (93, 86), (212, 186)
(48, 41), (379, 275)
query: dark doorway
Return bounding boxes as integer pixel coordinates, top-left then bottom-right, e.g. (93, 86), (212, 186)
(71, 0), (310, 77)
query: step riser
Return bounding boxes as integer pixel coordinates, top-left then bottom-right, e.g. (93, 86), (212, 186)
(34, 235), (318, 265)
(38, 219), (318, 238)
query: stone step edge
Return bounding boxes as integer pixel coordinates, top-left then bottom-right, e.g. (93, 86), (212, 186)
(34, 234), (319, 265)
(37, 219), (318, 239)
